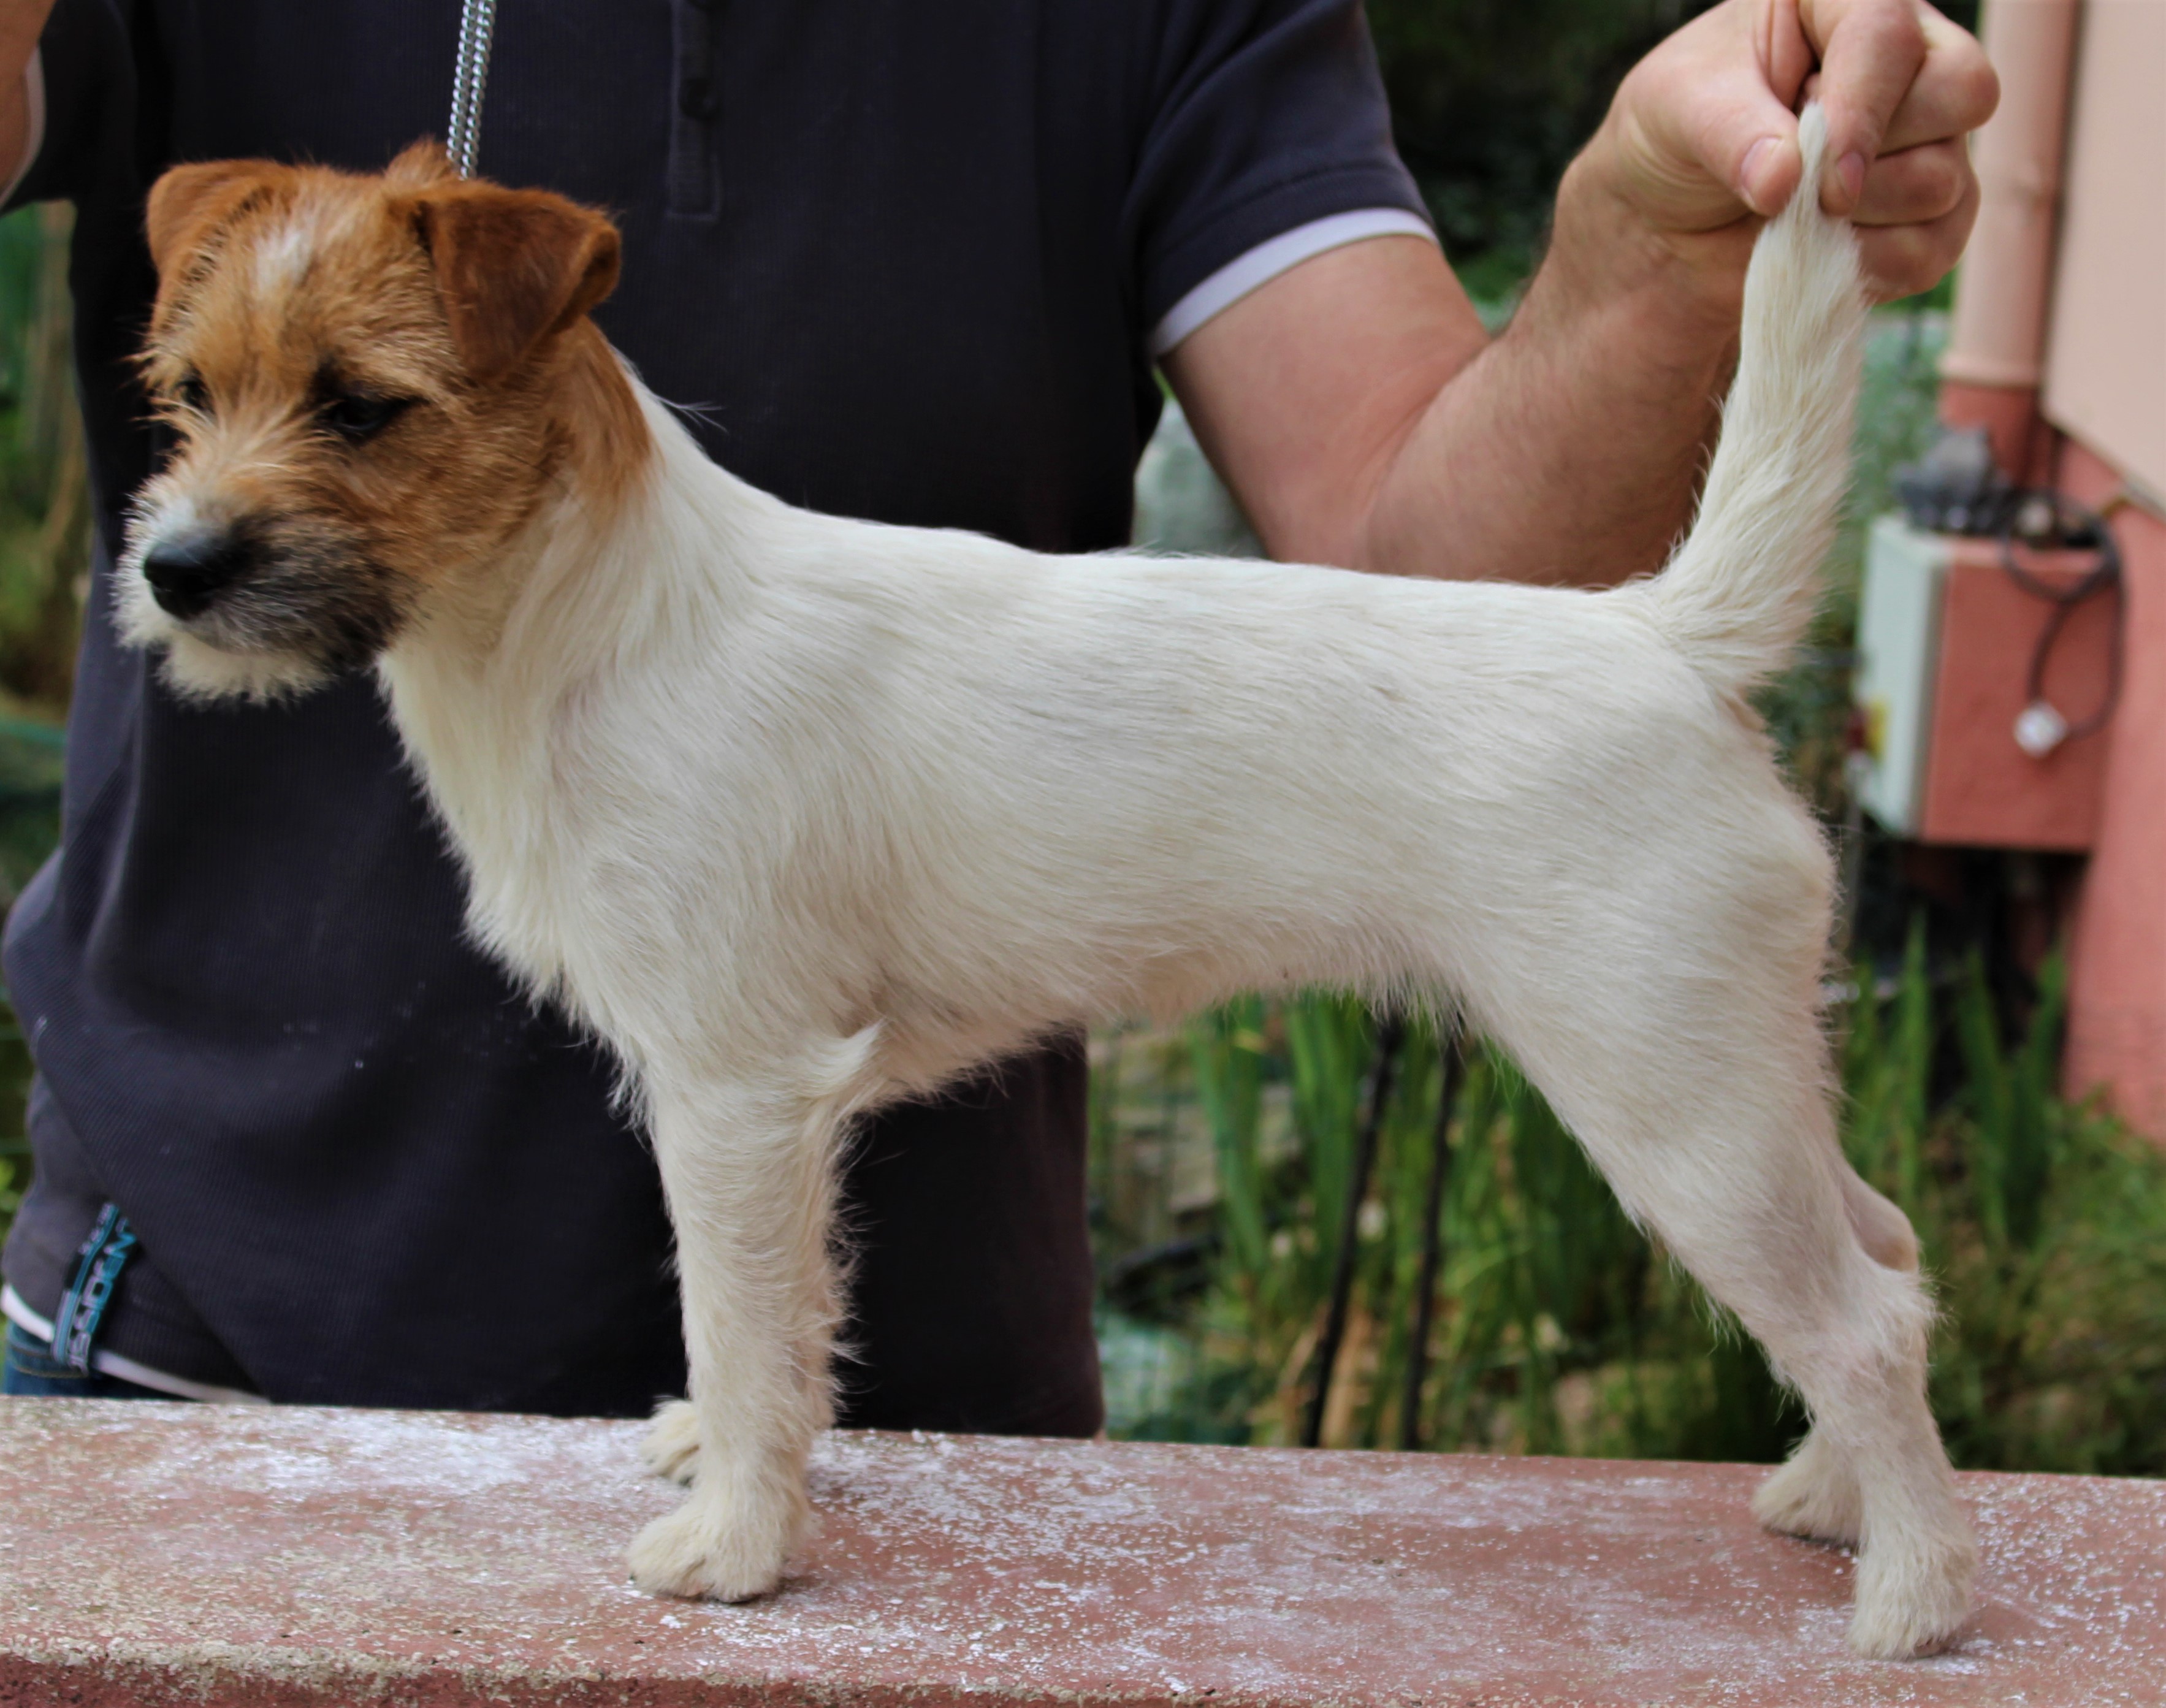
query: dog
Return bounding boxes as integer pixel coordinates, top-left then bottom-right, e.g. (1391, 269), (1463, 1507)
(115, 105), (1973, 1658)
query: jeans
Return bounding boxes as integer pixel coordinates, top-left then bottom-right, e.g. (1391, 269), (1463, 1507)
(2, 1321), (175, 1399)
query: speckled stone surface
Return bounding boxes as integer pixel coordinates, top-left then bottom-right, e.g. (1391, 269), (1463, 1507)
(1, 1400), (2160, 1706)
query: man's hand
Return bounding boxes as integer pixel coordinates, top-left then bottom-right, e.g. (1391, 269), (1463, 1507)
(1590, 0), (1997, 302)
(1166, 0), (1997, 587)
(1, 0), (58, 192)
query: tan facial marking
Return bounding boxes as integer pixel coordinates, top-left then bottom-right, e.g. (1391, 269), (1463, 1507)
(122, 142), (653, 700)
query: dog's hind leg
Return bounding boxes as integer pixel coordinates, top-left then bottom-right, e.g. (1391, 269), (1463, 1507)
(1750, 1160), (1923, 1550)
(625, 1031), (882, 1601)
(641, 1395), (701, 1485)
(1753, 1414), (1864, 1546)
(1750, 1160), (1924, 1550)
(1476, 925), (1971, 1658)
(1838, 1162), (1921, 1274)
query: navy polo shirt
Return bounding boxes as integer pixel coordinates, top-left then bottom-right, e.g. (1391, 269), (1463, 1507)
(2, 0), (1426, 1419)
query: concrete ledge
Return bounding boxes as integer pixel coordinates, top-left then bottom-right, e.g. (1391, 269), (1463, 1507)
(2, 1399), (2161, 1706)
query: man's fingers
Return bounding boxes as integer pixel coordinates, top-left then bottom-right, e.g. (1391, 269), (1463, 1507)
(1851, 139), (1968, 227)
(1725, 101), (1804, 219)
(1802, 0), (1929, 213)
(1726, 0), (1812, 216)
(1592, 0), (1826, 231)
(1855, 166), (1980, 300)
(1877, 10), (1999, 154)
(1582, 0), (1991, 282)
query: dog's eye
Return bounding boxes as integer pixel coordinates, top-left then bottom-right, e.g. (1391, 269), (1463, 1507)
(175, 373), (211, 416)
(318, 390), (411, 445)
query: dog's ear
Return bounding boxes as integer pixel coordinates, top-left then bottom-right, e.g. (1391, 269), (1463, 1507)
(143, 159), (283, 280)
(386, 139), (456, 189)
(411, 184), (622, 385)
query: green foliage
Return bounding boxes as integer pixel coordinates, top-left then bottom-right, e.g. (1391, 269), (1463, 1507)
(1094, 947), (2166, 1476)
(0, 199), (80, 1255)
(1368, 0), (1718, 284)
(1864, 945), (2166, 1474)
(0, 203), (86, 715)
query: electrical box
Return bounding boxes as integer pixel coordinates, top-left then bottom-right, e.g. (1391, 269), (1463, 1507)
(1854, 516), (2115, 851)
(1854, 516), (1948, 835)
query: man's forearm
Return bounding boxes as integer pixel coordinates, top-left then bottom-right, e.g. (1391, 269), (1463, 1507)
(1357, 158), (1744, 589)
(0, 1), (57, 191)
(1165, 148), (1755, 592)
(1171, 2), (1988, 594)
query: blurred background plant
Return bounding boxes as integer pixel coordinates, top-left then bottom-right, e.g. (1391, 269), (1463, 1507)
(1092, 949), (2166, 1475)
(0, 199), (80, 1238)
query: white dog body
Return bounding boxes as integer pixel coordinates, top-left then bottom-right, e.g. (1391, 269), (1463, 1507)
(394, 462), (1763, 1100)
(121, 109), (1974, 1656)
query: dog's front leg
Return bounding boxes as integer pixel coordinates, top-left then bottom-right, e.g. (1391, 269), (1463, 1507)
(627, 1063), (861, 1601)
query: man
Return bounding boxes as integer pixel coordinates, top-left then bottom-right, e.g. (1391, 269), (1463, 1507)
(0, 0), (1991, 1420)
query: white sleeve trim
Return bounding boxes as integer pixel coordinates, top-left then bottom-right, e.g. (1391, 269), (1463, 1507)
(3, 1280), (272, 1405)
(1149, 207), (1438, 358)
(1, 47), (44, 207)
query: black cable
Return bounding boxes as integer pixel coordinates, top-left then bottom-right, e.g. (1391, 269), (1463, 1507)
(1398, 1034), (1465, 1452)
(1998, 490), (2124, 747)
(1302, 1008), (1405, 1449)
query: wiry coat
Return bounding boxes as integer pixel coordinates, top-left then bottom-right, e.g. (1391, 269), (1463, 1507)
(121, 109), (1973, 1658)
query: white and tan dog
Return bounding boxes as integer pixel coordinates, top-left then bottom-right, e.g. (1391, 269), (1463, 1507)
(116, 108), (1973, 1657)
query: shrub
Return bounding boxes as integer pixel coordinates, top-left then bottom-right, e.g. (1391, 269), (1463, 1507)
(1093, 942), (2166, 1474)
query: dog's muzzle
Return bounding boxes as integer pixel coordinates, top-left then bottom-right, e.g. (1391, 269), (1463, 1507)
(141, 525), (255, 619)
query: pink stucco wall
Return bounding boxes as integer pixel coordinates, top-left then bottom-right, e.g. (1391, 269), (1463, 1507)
(2042, 0), (2166, 502)
(1915, 541), (2113, 852)
(2026, 1), (2166, 1135)
(2062, 443), (2166, 1134)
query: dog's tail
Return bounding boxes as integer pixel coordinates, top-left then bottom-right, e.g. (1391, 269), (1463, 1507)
(1642, 104), (1867, 695)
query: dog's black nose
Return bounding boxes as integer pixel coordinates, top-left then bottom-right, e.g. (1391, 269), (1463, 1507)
(142, 529), (251, 619)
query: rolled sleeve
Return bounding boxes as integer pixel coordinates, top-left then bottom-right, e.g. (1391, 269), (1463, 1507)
(1148, 204), (1436, 354)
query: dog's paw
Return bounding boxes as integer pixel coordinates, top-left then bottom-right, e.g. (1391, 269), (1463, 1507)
(1753, 1431), (1861, 1546)
(626, 1484), (803, 1603)
(1846, 1517), (1977, 1660)
(641, 1399), (701, 1485)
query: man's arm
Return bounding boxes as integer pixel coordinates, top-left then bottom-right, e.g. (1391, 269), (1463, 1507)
(1163, 0), (1997, 587)
(0, 1), (58, 191)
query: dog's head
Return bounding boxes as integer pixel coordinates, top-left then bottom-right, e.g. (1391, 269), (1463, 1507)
(121, 143), (635, 700)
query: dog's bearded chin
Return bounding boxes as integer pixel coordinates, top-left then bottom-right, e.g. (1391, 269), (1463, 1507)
(115, 560), (337, 704)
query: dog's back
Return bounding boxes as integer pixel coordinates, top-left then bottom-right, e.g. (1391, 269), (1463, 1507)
(621, 113), (1867, 1084)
